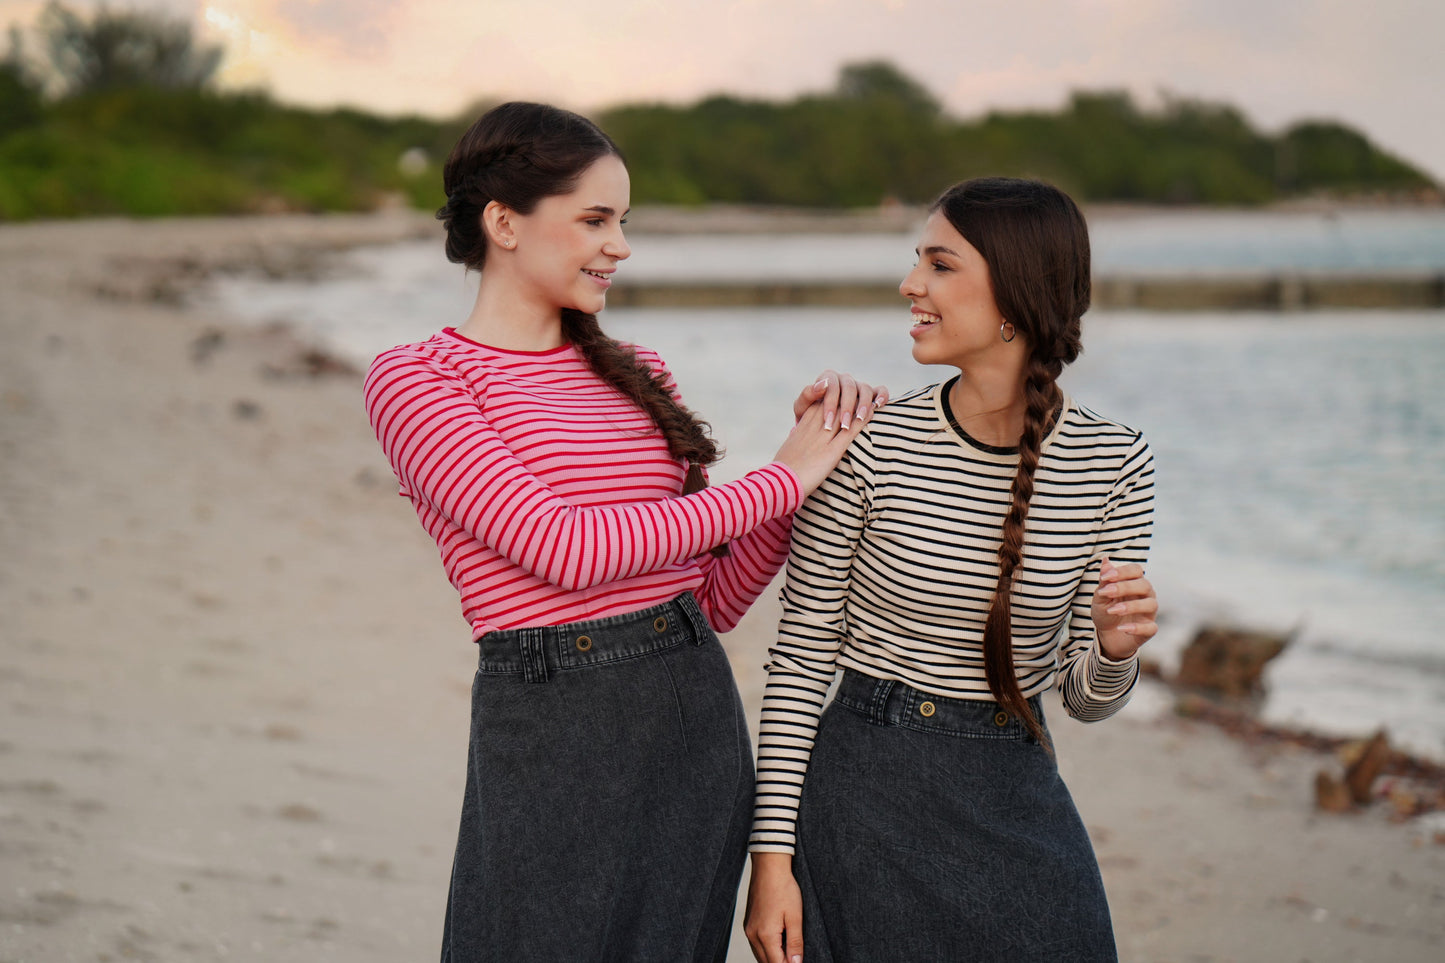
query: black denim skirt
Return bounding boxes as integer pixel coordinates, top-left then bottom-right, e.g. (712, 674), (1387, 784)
(793, 668), (1117, 963)
(440, 593), (753, 963)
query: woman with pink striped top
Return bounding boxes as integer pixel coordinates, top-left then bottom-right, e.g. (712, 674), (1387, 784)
(364, 102), (884, 962)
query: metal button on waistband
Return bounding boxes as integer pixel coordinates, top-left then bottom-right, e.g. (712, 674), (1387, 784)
(919, 701), (936, 717)
(993, 710), (1009, 727)
(575, 635), (593, 652)
(653, 616), (668, 632)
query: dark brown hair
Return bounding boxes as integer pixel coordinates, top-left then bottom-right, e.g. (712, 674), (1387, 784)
(437, 102), (720, 475)
(933, 177), (1090, 748)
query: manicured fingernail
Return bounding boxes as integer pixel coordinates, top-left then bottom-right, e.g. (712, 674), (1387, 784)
(1108, 603), (1126, 615)
(824, 413), (834, 430)
(815, 378), (828, 389)
(792, 957), (802, 963)
(841, 412), (852, 428)
(1100, 584), (1117, 596)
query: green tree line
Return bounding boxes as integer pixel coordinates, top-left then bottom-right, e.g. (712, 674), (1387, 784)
(0, 4), (1434, 220)
(0, 2), (462, 218)
(600, 63), (1434, 207)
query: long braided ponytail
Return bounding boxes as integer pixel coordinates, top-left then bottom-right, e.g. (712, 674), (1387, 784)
(981, 358), (1064, 747)
(561, 308), (721, 473)
(934, 177), (1090, 749)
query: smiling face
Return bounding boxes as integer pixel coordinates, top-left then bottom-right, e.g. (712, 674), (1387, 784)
(504, 153), (632, 316)
(899, 211), (1009, 368)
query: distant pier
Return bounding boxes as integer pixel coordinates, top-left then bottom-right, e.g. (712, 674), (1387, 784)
(608, 273), (1445, 311)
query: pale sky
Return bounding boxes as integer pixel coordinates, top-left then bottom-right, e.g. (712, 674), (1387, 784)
(6, 0), (1443, 181)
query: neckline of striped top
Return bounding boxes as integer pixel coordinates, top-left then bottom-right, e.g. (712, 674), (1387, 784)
(441, 326), (578, 358)
(934, 375), (1070, 458)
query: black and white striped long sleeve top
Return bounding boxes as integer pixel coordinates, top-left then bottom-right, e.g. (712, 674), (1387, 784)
(749, 379), (1156, 853)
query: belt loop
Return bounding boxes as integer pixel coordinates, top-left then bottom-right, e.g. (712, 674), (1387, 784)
(520, 628), (550, 684)
(867, 678), (895, 726)
(675, 592), (710, 646)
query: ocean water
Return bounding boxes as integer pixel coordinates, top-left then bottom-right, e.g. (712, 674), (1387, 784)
(600, 309), (1445, 762)
(202, 211), (1445, 759)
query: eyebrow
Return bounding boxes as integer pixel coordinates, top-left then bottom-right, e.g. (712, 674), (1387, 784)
(582, 205), (628, 217)
(918, 245), (961, 258)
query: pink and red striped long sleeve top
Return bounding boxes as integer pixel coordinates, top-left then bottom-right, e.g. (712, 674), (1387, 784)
(364, 328), (804, 638)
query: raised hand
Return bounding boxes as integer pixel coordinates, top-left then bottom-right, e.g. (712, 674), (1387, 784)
(1091, 558), (1158, 662)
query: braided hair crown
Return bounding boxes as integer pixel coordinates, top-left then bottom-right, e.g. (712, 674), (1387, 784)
(437, 102), (621, 270)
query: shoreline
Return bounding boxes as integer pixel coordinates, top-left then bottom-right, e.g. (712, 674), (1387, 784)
(2, 214), (1441, 962)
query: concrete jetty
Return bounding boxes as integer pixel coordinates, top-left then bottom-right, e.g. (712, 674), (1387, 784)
(608, 272), (1445, 311)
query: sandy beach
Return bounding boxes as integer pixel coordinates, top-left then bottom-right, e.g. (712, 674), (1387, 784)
(1, 214), (1442, 963)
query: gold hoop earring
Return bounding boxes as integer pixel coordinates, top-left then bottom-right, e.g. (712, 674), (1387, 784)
(1000, 322), (1016, 343)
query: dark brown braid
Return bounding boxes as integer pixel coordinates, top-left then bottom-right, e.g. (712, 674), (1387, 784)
(934, 177), (1090, 751)
(438, 102), (722, 484)
(981, 357), (1063, 748)
(561, 308), (721, 468)
(561, 310), (726, 554)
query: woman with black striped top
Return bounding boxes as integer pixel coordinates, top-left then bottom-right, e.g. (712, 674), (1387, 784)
(744, 178), (1158, 963)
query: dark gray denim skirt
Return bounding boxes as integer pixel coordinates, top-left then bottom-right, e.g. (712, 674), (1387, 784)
(793, 668), (1117, 963)
(440, 593), (753, 963)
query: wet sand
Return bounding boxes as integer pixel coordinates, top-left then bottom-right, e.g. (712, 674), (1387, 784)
(1, 214), (1441, 962)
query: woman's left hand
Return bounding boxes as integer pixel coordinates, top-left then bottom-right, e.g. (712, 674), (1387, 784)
(792, 369), (889, 431)
(1091, 558), (1158, 662)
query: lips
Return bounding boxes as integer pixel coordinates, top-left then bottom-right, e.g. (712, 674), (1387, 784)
(911, 309), (941, 328)
(582, 268), (613, 285)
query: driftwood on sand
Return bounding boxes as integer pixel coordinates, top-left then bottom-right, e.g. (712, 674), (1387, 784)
(1154, 625), (1445, 822)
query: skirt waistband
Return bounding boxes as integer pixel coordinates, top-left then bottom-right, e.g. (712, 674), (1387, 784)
(833, 667), (1045, 740)
(475, 592), (712, 683)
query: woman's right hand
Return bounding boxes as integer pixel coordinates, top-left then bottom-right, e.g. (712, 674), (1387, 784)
(773, 401), (863, 494)
(744, 852), (804, 963)
(792, 370), (889, 430)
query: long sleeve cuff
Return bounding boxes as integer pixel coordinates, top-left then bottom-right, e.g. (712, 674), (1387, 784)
(1082, 636), (1140, 703)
